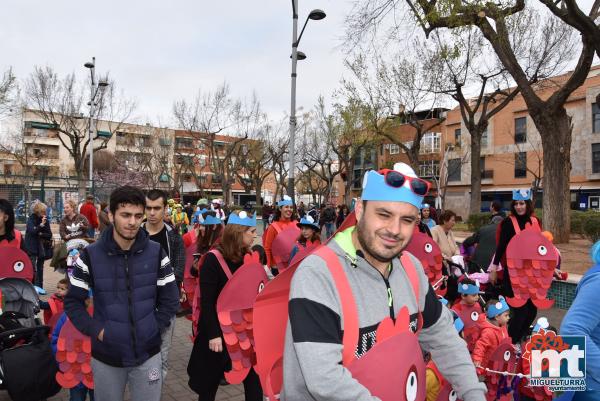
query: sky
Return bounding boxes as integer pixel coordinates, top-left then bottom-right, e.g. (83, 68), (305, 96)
(0, 0), (355, 127)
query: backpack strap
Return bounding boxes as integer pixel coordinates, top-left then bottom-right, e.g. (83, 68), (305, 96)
(48, 296), (59, 315)
(314, 246), (359, 367)
(209, 249), (233, 279)
(400, 253), (422, 332)
(529, 216), (541, 231)
(509, 215), (521, 235)
(271, 221), (283, 235)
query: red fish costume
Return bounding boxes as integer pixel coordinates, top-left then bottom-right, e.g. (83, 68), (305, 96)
(0, 246), (34, 281)
(216, 251), (268, 384)
(504, 216), (557, 309)
(451, 302), (484, 352)
(482, 338), (518, 401)
(405, 228), (445, 295)
(55, 317), (94, 390)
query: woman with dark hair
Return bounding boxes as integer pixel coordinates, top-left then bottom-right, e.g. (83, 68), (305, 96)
(420, 203), (437, 229)
(289, 216), (321, 263)
(196, 212), (223, 255)
(188, 211), (262, 401)
(263, 197), (298, 272)
(489, 189), (541, 344)
(25, 202), (53, 291)
(0, 199), (25, 249)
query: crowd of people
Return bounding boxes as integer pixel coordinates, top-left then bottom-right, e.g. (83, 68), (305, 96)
(0, 162), (596, 401)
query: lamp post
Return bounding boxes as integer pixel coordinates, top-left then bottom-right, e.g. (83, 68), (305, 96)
(287, 3), (326, 201)
(84, 57), (109, 196)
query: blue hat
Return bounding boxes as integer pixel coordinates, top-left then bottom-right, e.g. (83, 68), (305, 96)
(512, 189), (531, 201)
(532, 317), (550, 333)
(438, 296), (449, 306)
(487, 296), (510, 318)
(361, 163), (426, 209)
(297, 215), (320, 231)
(201, 215), (222, 226)
(277, 195), (293, 207)
(228, 211), (256, 227)
(420, 203), (431, 210)
(458, 280), (480, 295)
(198, 208), (208, 214)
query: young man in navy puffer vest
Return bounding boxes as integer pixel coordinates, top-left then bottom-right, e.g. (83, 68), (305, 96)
(65, 186), (179, 401)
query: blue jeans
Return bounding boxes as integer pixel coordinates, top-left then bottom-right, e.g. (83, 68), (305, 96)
(324, 222), (335, 239)
(70, 386), (94, 401)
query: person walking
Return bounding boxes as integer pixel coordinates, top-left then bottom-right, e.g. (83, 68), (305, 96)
(25, 202), (53, 292)
(59, 200), (90, 241)
(489, 189), (541, 344)
(64, 185), (179, 401)
(335, 204), (349, 229)
(283, 163), (485, 400)
(98, 202), (110, 233)
(263, 196), (298, 273)
(320, 203), (336, 239)
(79, 195), (99, 239)
(261, 202), (273, 233)
(187, 211), (262, 401)
(142, 189), (186, 380)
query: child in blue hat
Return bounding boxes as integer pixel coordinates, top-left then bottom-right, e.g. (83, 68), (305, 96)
(288, 216), (321, 263)
(472, 297), (512, 378)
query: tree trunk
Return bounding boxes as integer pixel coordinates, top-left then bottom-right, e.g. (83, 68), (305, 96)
(469, 129), (483, 215)
(532, 108), (572, 243)
(255, 181), (263, 206)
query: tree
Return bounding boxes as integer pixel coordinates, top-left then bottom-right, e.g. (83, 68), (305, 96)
(24, 66), (136, 197)
(342, 53), (446, 171)
(346, 1), (593, 242)
(173, 83), (249, 205)
(0, 68), (17, 117)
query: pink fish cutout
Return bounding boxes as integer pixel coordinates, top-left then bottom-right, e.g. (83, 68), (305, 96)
(505, 230), (557, 309)
(0, 247), (34, 281)
(271, 226), (301, 271)
(405, 229), (445, 295)
(56, 318), (93, 389)
(217, 251), (268, 384)
(346, 308), (426, 401)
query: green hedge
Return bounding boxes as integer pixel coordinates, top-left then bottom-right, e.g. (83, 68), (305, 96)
(466, 212), (492, 232)
(583, 215), (600, 242)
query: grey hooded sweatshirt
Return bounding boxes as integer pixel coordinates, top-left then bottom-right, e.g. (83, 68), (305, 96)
(282, 227), (486, 401)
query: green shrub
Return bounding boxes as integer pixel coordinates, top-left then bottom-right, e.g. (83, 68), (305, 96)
(466, 212), (492, 232)
(583, 215), (600, 242)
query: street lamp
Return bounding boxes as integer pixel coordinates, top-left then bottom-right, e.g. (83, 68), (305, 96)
(287, 2), (326, 202)
(84, 57), (109, 196)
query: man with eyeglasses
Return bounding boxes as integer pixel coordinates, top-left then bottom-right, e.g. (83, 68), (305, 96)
(283, 163), (485, 401)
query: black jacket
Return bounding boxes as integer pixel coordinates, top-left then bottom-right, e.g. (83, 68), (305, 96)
(65, 228), (179, 367)
(24, 213), (52, 256)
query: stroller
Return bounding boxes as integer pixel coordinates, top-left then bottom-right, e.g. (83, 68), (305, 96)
(0, 246), (61, 401)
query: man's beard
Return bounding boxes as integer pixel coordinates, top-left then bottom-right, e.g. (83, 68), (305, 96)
(356, 219), (404, 263)
(114, 222), (139, 241)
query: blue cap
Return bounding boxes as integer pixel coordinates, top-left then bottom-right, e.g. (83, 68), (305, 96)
(297, 215), (320, 231)
(201, 215), (222, 226)
(228, 211), (257, 227)
(487, 296), (510, 318)
(458, 281), (480, 295)
(361, 163), (425, 209)
(512, 189), (531, 201)
(277, 195), (293, 207)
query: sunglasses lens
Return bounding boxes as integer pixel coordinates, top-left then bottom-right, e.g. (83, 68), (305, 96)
(385, 171), (405, 188)
(411, 179), (429, 196)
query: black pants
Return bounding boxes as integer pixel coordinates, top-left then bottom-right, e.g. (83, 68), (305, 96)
(508, 298), (537, 344)
(29, 253), (45, 289)
(197, 368), (262, 401)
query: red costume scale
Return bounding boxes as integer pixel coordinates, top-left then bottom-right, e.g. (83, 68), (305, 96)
(55, 314), (94, 390)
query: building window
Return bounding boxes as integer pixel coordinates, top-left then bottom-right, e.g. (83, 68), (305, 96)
(447, 159), (461, 182)
(419, 160), (440, 178)
(420, 132), (441, 154)
(175, 137), (194, 149)
(593, 103), (600, 133)
(454, 128), (461, 147)
(593, 143), (600, 173)
(352, 169), (363, 190)
(481, 128), (489, 148)
(515, 117), (527, 143)
(389, 144), (400, 155)
(515, 152), (527, 178)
